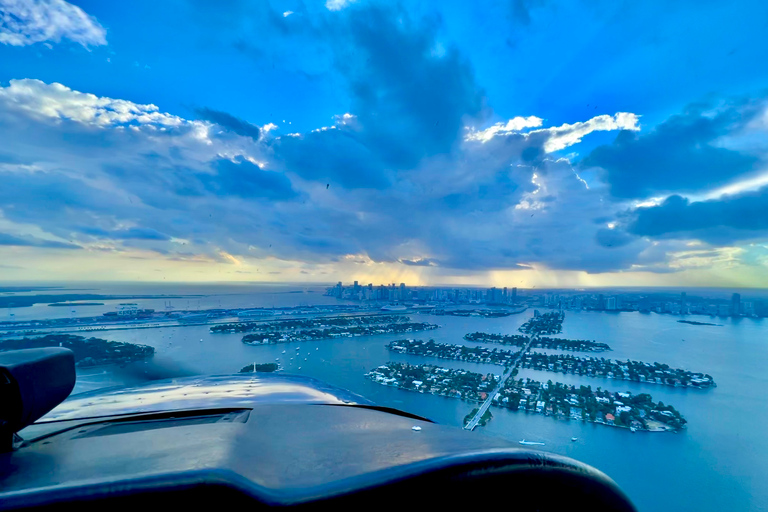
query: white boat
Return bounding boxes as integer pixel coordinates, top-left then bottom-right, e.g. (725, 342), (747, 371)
(519, 439), (545, 446)
(282, 350), (286, 354)
(411, 426), (422, 431)
(571, 437), (578, 442)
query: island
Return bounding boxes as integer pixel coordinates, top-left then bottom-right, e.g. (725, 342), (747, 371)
(366, 362), (500, 401)
(388, 339), (520, 366)
(497, 377), (687, 432)
(212, 314), (409, 333)
(432, 309), (517, 318)
(520, 352), (716, 388)
(48, 302), (105, 307)
(464, 407), (492, 427)
(242, 321), (439, 345)
(464, 332), (611, 352)
(519, 311), (564, 334)
(0, 334), (154, 367)
(239, 363), (280, 373)
(367, 362), (686, 432)
(678, 320), (722, 326)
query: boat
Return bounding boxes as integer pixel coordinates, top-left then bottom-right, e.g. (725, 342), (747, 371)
(571, 437), (578, 442)
(411, 426), (422, 431)
(519, 440), (545, 446)
(630, 427), (637, 433)
(282, 350), (286, 354)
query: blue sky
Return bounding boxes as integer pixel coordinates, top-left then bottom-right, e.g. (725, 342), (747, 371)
(1, 0), (768, 286)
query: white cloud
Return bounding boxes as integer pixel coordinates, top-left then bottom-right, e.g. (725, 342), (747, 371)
(536, 112), (640, 152)
(465, 112), (640, 152)
(326, 0), (354, 11)
(0, 0), (106, 47)
(261, 122), (278, 133)
(0, 79), (189, 129)
(465, 116), (543, 142)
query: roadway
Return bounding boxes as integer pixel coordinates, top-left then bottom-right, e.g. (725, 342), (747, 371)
(463, 333), (537, 430)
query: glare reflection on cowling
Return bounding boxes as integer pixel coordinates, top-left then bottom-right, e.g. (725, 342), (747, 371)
(40, 374), (370, 422)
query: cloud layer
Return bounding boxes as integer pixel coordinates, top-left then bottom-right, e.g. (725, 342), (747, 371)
(2, 1), (768, 284)
(0, 0), (106, 47)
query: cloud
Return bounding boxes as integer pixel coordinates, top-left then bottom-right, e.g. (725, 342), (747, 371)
(194, 107), (262, 140)
(627, 186), (768, 244)
(0, 232), (80, 249)
(205, 158), (297, 200)
(399, 258), (439, 267)
(77, 226), (172, 241)
(0, 79), (194, 129)
(326, 0), (354, 11)
(466, 113), (639, 153)
(0, 0), (106, 47)
(581, 100), (763, 199)
(509, 0), (547, 26)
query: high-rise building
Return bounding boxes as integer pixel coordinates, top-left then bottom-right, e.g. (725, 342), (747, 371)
(680, 292), (687, 315)
(731, 293), (741, 316)
(399, 283), (406, 301)
(606, 297), (617, 311)
(511, 287), (517, 303)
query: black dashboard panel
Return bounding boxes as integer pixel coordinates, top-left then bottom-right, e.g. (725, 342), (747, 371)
(0, 375), (636, 511)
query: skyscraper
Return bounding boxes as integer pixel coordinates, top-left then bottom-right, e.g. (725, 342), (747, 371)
(680, 292), (687, 315)
(511, 287), (517, 304)
(731, 293), (741, 316)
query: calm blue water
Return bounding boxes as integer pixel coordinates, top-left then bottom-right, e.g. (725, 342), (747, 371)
(29, 287), (768, 512)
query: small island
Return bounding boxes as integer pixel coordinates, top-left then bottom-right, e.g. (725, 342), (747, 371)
(212, 314), (409, 334)
(519, 311), (565, 335)
(464, 332), (611, 352)
(239, 362), (280, 373)
(433, 309), (516, 318)
(678, 320), (721, 326)
(520, 352), (715, 388)
(388, 339), (520, 366)
(48, 302), (105, 307)
(367, 362), (687, 432)
(242, 321), (438, 345)
(0, 334), (154, 367)
(464, 407), (492, 427)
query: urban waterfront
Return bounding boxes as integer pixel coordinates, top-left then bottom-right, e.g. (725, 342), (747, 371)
(55, 293), (768, 512)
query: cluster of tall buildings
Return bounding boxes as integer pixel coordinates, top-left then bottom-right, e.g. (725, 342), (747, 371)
(537, 291), (759, 318)
(326, 282), (518, 305)
(325, 282), (763, 318)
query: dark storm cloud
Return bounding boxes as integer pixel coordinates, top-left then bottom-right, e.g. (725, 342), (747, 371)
(510, 0), (546, 25)
(340, 6), (486, 168)
(267, 5), (487, 188)
(581, 100), (762, 199)
(627, 187), (768, 244)
(595, 228), (634, 248)
(272, 130), (389, 189)
(0, 233), (80, 249)
(194, 107), (262, 140)
(205, 158), (297, 200)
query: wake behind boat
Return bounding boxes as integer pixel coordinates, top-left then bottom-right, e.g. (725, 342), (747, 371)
(519, 439), (545, 446)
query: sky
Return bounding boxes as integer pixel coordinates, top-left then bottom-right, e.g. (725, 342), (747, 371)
(1, 0), (768, 287)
